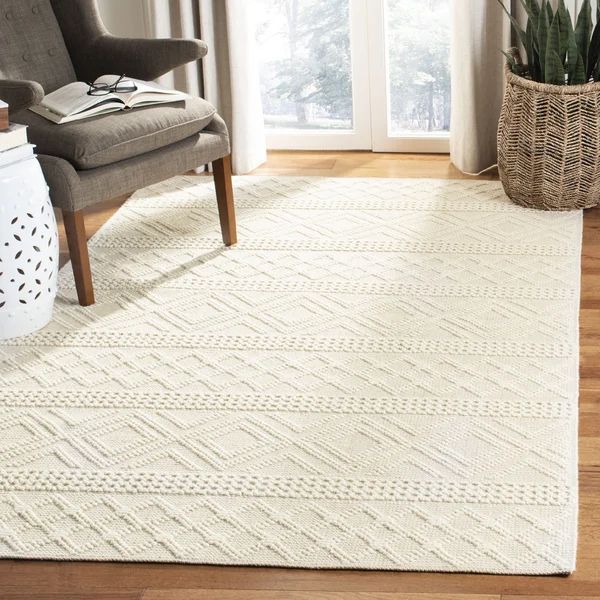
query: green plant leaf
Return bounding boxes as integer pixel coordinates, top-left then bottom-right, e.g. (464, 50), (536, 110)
(575, 0), (592, 74)
(587, 23), (600, 80)
(532, 46), (541, 81)
(501, 50), (516, 66)
(496, 0), (527, 48)
(538, 0), (550, 80)
(556, 0), (570, 62)
(546, 11), (562, 82)
(520, 0), (540, 32)
(567, 10), (580, 83)
(587, 8), (600, 80)
(572, 52), (587, 84)
(546, 49), (566, 85)
(546, 0), (554, 23)
(502, 50), (526, 76)
(593, 59), (600, 81)
(526, 19), (537, 74)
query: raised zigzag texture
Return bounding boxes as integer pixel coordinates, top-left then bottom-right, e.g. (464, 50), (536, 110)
(0, 175), (582, 573)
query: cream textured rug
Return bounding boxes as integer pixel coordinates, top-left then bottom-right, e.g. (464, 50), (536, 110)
(0, 176), (581, 574)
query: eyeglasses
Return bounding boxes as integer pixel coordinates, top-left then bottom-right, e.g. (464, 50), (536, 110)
(87, 74), (137, 96)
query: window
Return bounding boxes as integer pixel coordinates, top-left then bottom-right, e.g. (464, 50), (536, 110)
(255, 0), (451, 152)
(255, 0), (370, 149)
(385, 0), (451, 136)
(256, 0), (353, 131)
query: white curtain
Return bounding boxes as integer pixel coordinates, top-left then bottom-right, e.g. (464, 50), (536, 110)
(450, 0), (511, 174)
(147, 0), (267, 175)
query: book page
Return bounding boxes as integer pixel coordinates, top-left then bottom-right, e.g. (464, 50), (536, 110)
(40, 82), (123, 117)
(30, 102), (124, 124)
(111, 78), (187, 106)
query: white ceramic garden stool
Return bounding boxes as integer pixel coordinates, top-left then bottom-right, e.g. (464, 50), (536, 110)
(0, 154), (58, 339)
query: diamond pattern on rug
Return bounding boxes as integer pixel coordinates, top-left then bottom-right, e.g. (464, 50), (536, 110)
(0, 176), (581, 574)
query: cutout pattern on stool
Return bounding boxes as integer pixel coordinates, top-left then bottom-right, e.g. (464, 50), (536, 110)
(0, 157), (58, 338)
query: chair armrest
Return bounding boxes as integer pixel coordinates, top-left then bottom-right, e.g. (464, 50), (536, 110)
(204, 113), (230, 139)
(85, 36), (208, 82)
(36, 154), (81, 213)
(0, 79), (44, 113)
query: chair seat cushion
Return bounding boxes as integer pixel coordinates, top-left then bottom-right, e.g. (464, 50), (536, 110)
(16, 96), (217, 169)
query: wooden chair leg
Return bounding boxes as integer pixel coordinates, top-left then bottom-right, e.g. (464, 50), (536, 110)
(62, 210), (95, 306)
(212, 155), (237, 246)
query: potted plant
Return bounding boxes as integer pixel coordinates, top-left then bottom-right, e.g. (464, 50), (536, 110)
(497, 0), (600, 210)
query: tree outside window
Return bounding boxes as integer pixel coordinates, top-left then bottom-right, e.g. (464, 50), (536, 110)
(255, 0), (450, 135)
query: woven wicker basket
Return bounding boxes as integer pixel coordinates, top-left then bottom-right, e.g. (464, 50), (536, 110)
(498, 63), (600, 210)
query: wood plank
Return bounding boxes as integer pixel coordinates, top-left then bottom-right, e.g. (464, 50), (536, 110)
(579, 395), (600, 417)
(502, 597), (600, 600)
(580, 437), (600, 467)
(579, 470), (600, 497)
(252, 151), (497, 180)
(579, 310), (600, 343)
(0, 592), (142, 600)
(1, 561), (599, 596)
(580, 413), (600, 436)
(142, 591), (500, 600)
(578, 346), (600, 379)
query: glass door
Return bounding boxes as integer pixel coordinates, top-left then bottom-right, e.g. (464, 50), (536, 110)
(255, 0), (451, 153)
(368, 0), (451, 152)
(255, 0), (371, 150)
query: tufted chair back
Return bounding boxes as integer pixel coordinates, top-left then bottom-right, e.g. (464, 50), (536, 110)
(0, 0), (76, 93)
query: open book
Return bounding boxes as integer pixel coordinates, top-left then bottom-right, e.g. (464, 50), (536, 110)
(29, 76), (187, 124)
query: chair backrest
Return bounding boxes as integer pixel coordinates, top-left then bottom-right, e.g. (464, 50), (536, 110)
(0, 0), (76, 93)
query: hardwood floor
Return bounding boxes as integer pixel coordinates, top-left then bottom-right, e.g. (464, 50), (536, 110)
(5, 151), (599, 599)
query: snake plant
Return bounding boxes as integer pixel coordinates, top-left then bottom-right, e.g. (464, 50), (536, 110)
(499, 0), (600, 85)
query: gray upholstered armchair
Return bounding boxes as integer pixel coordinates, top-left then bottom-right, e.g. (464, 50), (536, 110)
(0, 0), (236, 306)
